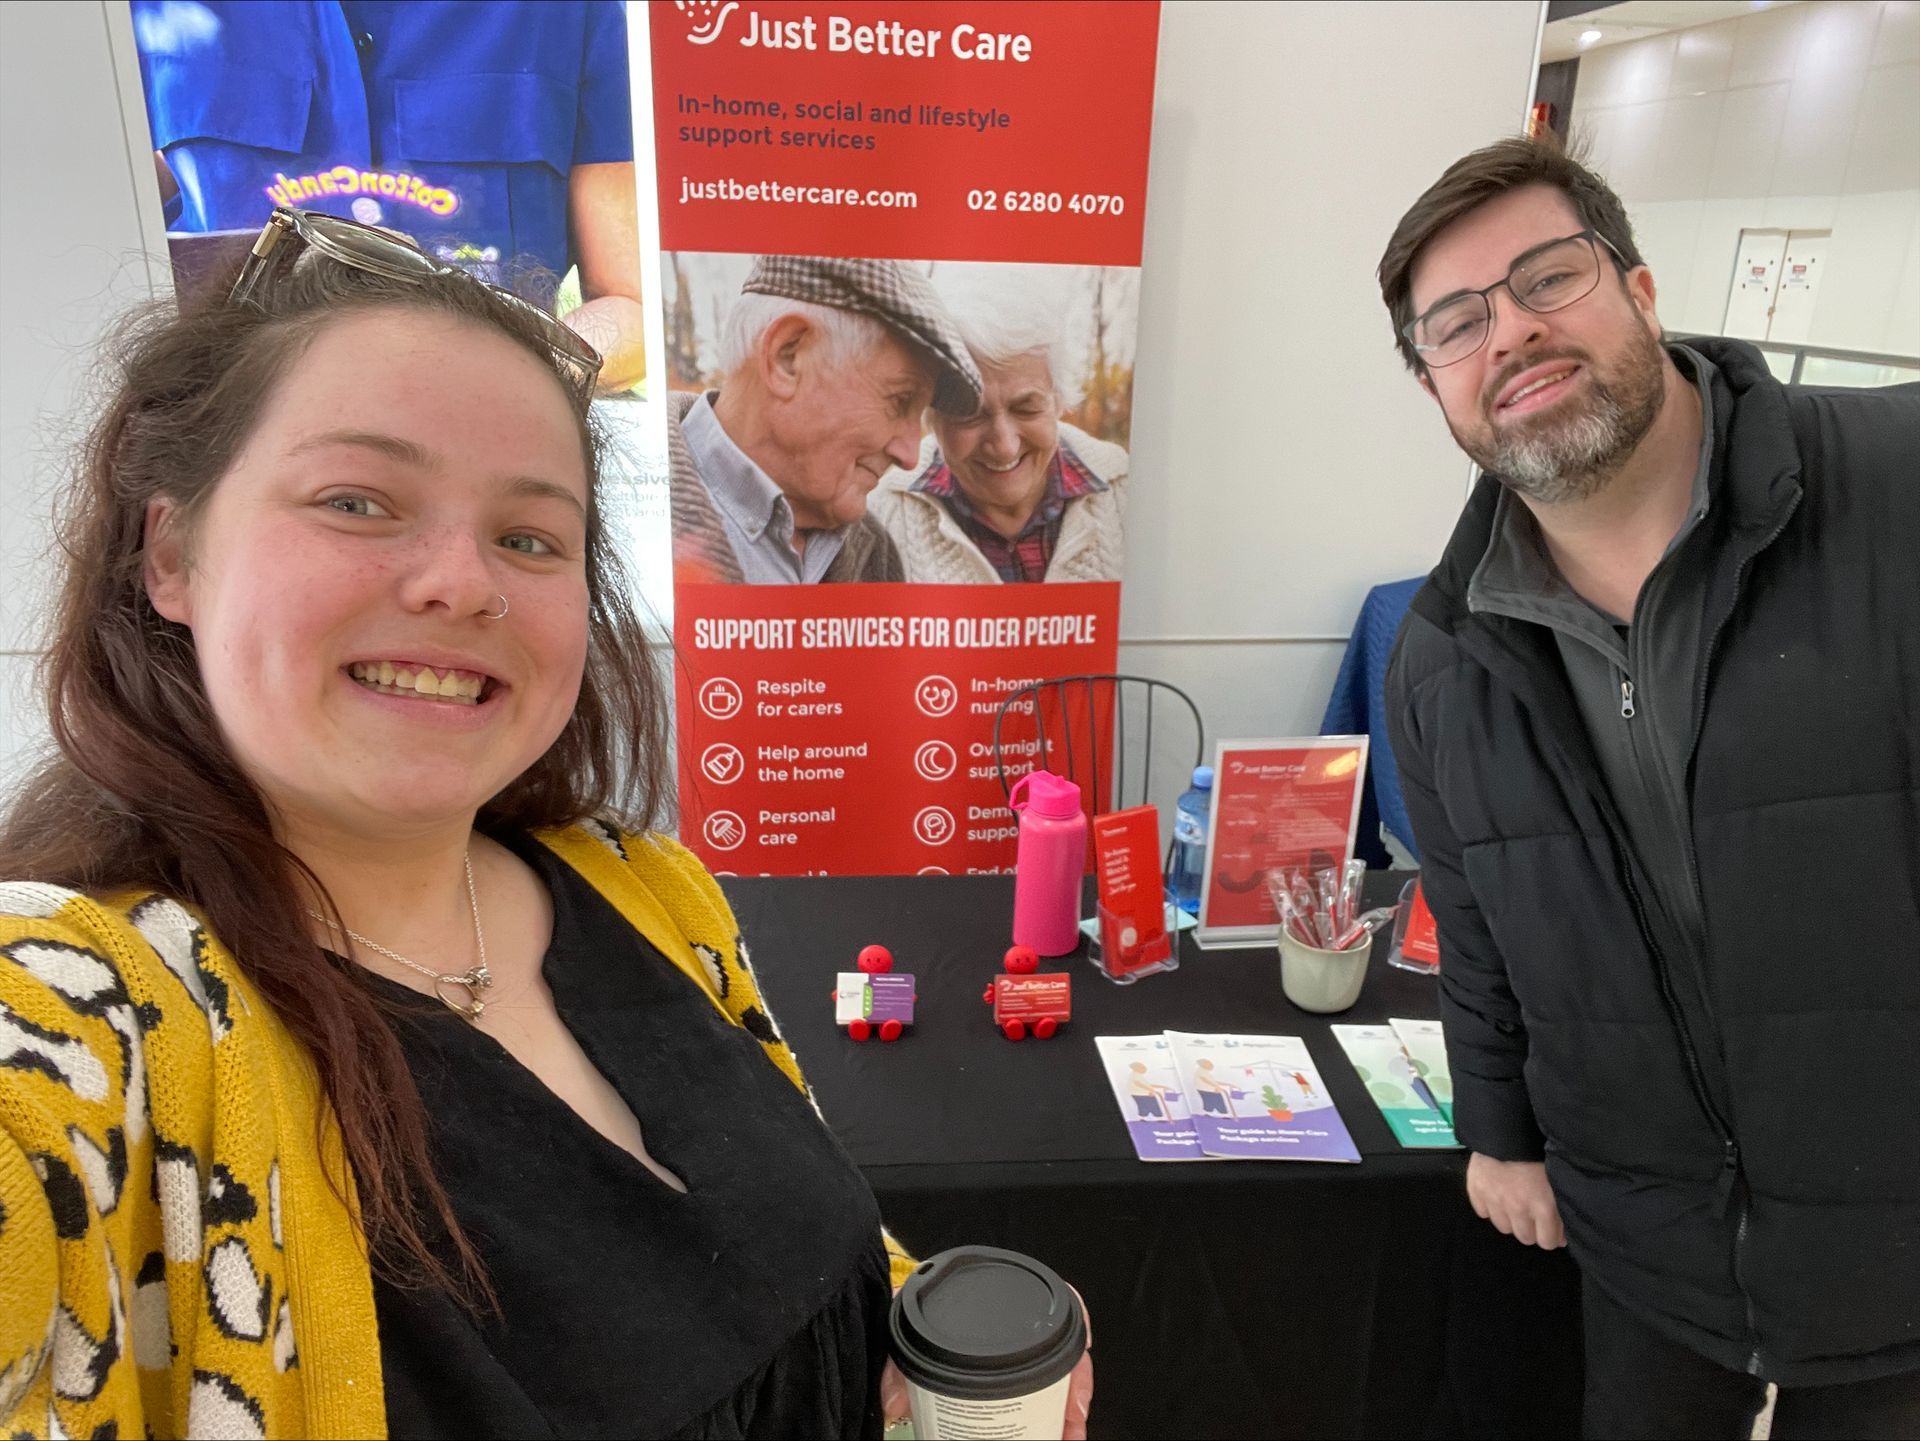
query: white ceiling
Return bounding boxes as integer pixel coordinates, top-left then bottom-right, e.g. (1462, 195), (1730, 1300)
(1540, 0), (1802, 64)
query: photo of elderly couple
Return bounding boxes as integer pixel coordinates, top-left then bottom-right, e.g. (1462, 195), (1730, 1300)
(663, 253), (1139, 586)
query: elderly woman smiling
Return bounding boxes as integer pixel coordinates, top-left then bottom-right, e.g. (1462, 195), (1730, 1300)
(870, 265), (1128, 583)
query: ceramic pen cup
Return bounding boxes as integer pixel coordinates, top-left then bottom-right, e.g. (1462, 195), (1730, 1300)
(1278, 929), (1371, 1014)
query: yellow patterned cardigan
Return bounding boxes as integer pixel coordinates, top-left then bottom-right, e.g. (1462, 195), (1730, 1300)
(0, 822), (914, 1439)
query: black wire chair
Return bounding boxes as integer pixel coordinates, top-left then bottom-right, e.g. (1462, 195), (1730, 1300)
(991, 674), (1206, 824)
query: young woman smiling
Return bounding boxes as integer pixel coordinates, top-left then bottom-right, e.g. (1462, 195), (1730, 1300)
(0, 210), (962, 1439)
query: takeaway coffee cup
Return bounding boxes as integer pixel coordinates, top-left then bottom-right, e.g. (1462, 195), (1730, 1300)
(889, 1245), (1086, 1439)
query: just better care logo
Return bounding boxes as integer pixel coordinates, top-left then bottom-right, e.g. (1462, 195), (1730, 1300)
(673, 1), (1036, 61)
(677, 0), (738, 44)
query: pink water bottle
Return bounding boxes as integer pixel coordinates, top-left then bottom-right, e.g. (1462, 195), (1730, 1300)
(1010, 771), (1088, 957)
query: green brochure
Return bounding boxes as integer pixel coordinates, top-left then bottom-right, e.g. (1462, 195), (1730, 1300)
(1331, 1024), (1458, 1148)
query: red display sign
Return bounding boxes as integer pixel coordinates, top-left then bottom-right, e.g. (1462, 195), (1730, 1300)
(651, 1), (1160, 264)
(677, 582), (1119, 874)
(1196, 738), (1369, 945)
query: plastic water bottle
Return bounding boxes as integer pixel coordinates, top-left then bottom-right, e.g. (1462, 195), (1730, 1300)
(1010, 771), (1088, 957)
(1169, 765), (1214, 915)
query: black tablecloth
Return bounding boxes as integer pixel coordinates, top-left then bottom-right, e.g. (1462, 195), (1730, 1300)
(725, 873), (1583, 1439)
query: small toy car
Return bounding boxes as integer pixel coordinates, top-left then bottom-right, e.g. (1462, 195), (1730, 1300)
(983, 945), (1072, 1040)
(831, 944), (917, 1041)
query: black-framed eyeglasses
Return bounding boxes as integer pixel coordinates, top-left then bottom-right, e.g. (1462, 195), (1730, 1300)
(1404, 229), (1630, 368)
(228, 207), (604, 397)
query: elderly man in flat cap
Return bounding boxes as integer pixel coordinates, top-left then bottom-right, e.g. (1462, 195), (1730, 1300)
(671, 255), (984, 584)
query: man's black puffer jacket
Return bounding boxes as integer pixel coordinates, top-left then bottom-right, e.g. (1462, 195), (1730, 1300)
(1386, 337), (1919, 1385)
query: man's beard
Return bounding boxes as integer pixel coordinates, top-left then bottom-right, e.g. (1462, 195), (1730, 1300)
(1451, 323), (1666, 505)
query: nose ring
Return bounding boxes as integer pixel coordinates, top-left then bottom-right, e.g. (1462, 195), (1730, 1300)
(480, 594), (509, 621)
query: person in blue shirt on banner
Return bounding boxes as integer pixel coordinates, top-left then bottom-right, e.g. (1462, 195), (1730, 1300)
(131, 0), (645, 390)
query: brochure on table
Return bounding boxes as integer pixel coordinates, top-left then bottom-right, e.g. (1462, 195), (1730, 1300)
(1097, 1033), (1360, 1162)
(1195, 737), (1370, 949)
(1388, 1018), (1454, 1126)
(1331, 1023), (1458, 1148)
(1169, 1032), (1360, 1162)
(1094, 1036), (1206, 1161)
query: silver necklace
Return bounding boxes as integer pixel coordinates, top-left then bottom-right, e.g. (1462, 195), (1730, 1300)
(309, 852), (492, 1021)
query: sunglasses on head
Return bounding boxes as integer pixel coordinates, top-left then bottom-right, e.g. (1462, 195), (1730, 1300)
(228, 207), (604, 397)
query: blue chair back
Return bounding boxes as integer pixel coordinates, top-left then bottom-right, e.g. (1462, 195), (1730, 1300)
(1320, 579), (1425, 865)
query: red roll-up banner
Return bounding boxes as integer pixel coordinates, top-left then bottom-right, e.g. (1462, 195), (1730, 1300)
(652, 0), (1160, 874)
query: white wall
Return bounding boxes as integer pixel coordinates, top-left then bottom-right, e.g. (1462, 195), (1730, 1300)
(0, 0), (1547, 801)
(1571, 0), (1920, 355)
(1, 1), (162, 782)
(1119, 0), (1542, 746)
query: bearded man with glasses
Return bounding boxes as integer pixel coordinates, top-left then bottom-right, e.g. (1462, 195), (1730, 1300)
(1376, 137), (1919, 1439)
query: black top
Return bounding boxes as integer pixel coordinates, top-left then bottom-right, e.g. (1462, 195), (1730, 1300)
(366, 830), (891, 1439)
(1387, 335), (1920, 1384)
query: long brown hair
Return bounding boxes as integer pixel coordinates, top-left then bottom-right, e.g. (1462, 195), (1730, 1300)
(0, 256), (672, 1300)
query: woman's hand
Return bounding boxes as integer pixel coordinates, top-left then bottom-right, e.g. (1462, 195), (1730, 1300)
(1062, 1345), (1095, 1439)
(880, 1289), (1093, 1438)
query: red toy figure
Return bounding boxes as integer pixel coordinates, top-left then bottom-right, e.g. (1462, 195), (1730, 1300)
(983, 944), (1073, 1040)
(831, 944), (917, 1041)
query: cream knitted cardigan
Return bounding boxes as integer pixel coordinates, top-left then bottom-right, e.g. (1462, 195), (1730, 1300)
(867, 423), (1128, 584)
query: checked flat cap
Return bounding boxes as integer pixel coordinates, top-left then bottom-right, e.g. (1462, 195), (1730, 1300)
(741, 255), (984, 414)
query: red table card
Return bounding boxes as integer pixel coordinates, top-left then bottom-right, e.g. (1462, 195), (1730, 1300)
(990, 973), (1073, 1025)
(1196, 737), (1370, 948)
(1091, 805), (1174, 980)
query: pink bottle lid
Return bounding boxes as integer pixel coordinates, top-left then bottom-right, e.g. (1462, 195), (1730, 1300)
(1008, 771), (1082, 819)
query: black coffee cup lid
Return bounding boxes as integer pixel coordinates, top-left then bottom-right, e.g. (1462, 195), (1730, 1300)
(889, 1246), (1086, 1401)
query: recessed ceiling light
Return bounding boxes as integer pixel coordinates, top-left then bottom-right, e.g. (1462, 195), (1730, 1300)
(1579, 28), (1603, 44)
